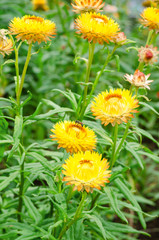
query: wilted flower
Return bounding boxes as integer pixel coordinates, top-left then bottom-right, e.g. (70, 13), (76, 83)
(111, 32), (127, 45)
(32, 0), (49, 11)
(140, 7), (159, 31)
(124, 69), (153, 90)
(142, 0), (157, 7)
(75, 12), (120, 44)
(9, 15), (56, 44)
(72, 0), (105, 13)
(50, 120), (96, 153)
(91, 88), (139, 126)
(62, 151), (111, 193)
(138, 44), (159, 65)
(0, 29), (13, 57)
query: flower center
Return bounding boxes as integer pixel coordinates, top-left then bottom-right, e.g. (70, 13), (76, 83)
(91, 15), (108, 24)
(24, 16), (44, 23)
(66, 123), (86, 138)
(79, 159), (93, 168)
(105, 93), (122, 101)
(133, 70), (146, 83)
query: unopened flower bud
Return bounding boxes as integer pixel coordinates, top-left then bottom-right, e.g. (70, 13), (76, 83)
(124, 69), (153, 89)
(138, 44), (159, 65)
(111, 32), (127, 45)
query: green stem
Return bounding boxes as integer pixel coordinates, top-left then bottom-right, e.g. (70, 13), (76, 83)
(78, 42), (95, 120)
(110, 123), (118, 169)
(112, 121), (131, 168)
(55, 0), (74, 52)
(87, 45), (118, 106)
(16, 43), (32, 105)
(17, 154), (25, 222)
(58, 191), (87, 239)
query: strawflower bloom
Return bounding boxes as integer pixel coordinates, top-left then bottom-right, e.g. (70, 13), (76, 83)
(0, 29), (13, 57)
(9, 15), (56, 44)
(72, 0), (105, 13)
(138, 44), (159, 65)
(91, 89), (139, 126)
(32, 0), (49, 11)
(50, 120), (96, 153)
(124, 69), (153, 90)
(62, 151), (111, 192)
(75, 12), (120, 44)
(140, 7), (159, 31)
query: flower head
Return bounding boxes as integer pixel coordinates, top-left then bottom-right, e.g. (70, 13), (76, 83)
(124, 70), (153, 90)
(75, 12), (120, 44)
(62, 151), (111, 192)
(138, 44), (159, 65)
(72, 0), (105, 13)
(91, 89), (139, 126)
(111, 32), (127, 45)
(32, 0), (49, 11)
(140, 7), (159, 31)
(0, 29), (13, 57)
(50, 120), (96, 153)
(9, 15), (56, 44)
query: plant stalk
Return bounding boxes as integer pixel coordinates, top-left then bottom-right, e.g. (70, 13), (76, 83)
(78, 42), (95, 120)
(16, 43), (32, 105)
(58, 191), (87, 239)
(110, 123), (118, 169)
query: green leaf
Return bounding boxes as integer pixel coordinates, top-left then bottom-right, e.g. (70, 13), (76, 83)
(52, 89), (78, 110)
(114, 178), (146, 229)
(140, 101), (159, 116)
(27, 152), (58, 171)
(13, 115), (23, 141)
(0, 171), (18, 191)
(125, 143), (144, 169)
(23, 195), (42, 224)
(135, 127), (159, 146)
(104, 187), (128, 223)
(85, 214), (107, 240)
(138, 150), (159, 163)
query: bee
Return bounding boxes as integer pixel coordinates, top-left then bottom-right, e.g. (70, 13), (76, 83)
(75, 120), (84, 127)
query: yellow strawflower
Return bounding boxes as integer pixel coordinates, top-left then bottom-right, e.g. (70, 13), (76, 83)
(32, 0), (49, 11)
(75, 12), (120, 44)
(9, 15), (56, 44)
(72, 0), (105, 13)
(62, 151), (111, 193)
(140, 7), (159, 31)
(91, 89), (139, 126)
(50, 121), (96, 153)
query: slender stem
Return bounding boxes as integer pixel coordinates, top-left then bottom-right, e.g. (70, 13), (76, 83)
(58, 191), (87, 239)
(55, 0), (74, 52)
(113, 121), (131, 167)
(78, 42), (95, 120)
(17, 155), (25, 222)
(110, 123), (118, 169)
(16, 43), (32, 105)
(87, 45), (118, 106)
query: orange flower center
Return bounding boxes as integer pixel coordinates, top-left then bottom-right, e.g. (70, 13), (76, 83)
(91, 15), (108, 24)
(24, 16), (44, 23)
(66, 124), (86, 138)
(105, 93), (122, 101)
